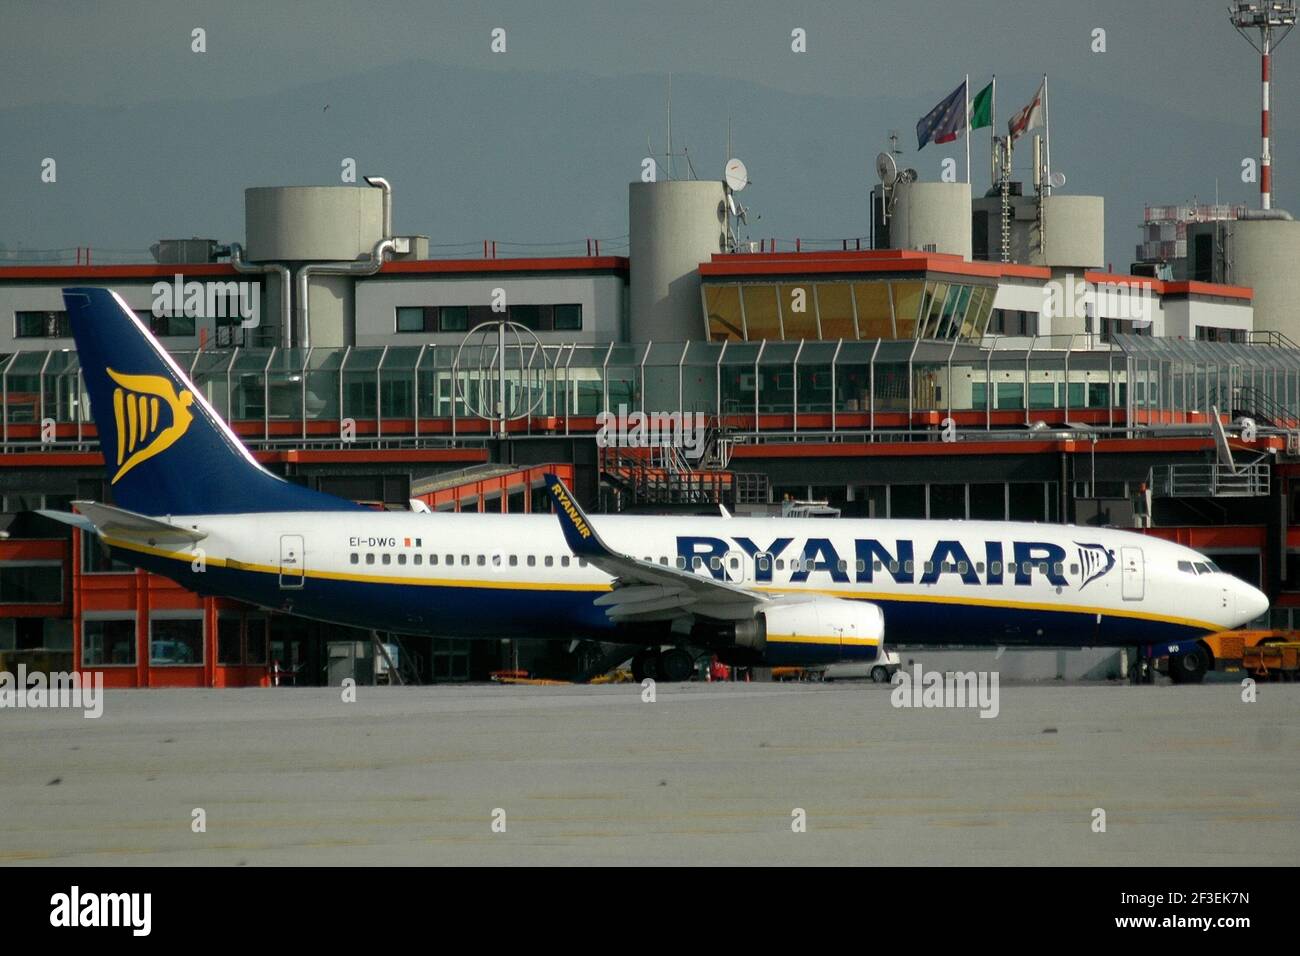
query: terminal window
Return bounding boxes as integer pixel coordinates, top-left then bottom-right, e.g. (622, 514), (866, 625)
(396, 307), (430, 333)
(150, 617), (203, 666)
(0, 562), (63, 603)
(246, 619), (268, 665)
(440, 306), (469, 332)
(218, 617), (242, 665)
(15, 310), (70, 338)
(82, 618), (137, 666)
(553, 304), (582, 331)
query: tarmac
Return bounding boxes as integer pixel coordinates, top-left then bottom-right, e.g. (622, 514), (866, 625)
(0, 682), (1296, 865)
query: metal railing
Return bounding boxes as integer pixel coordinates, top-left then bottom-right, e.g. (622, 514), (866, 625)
(1149, 462), (1270, 498)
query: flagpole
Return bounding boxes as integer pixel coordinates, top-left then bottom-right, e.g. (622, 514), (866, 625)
(990, 74), (997, 189)
(964, 74), (971, 185)
(1043, 73), (1051, 196)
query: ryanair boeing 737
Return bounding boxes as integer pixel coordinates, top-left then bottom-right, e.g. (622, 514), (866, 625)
(47, 288), (1268, 683)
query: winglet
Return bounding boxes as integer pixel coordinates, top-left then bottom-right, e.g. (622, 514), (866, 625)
(543, 473), (613, 559)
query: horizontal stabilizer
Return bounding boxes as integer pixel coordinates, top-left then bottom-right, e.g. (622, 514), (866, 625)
(34, 510), (97, 533)
(72, 500), (206, 544)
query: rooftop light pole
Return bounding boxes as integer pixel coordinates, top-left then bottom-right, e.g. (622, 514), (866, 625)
(1230, 1), (1297, 210)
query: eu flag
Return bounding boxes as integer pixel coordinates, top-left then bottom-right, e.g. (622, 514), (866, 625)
(916, 80), (967, 150)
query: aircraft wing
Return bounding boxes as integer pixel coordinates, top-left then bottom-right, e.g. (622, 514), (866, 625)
(543, 474), (763, 623)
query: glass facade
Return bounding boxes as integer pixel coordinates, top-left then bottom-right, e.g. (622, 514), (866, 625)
(3, 334), (1299, 445)
(704, 278), (995, 343)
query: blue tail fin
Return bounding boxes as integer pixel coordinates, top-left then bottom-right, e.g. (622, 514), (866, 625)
(64, 287), (361, 515)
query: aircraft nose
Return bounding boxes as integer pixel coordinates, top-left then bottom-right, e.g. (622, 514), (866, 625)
(1237, 581), (1269, 626)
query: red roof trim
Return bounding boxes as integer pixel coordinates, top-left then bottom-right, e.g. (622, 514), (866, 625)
(1083, 271), (1252, 301)
(698, 252), (1253, 299)
(0, 263), (238, 280)
(378, 256), (628, 275)
(700, 251), (1049, 280)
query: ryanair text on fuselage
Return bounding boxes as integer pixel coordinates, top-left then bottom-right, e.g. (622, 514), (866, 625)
(679, 535), (1116, 589)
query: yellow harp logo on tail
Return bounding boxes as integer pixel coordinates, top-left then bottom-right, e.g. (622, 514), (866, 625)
(106, 368), (195, 484)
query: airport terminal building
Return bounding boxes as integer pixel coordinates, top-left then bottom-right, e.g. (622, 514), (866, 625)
(3, 174), (1300, 686)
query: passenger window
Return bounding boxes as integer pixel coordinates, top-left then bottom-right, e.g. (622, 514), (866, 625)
(1053, 562), (1063, 576)
(904, 560), (914, 573)
(398, 554), (407, 566)
(477, 555), (486, 566)
(461, 555), (470, 566)
(545, 556), (554, 567)
(888, 561), (897, 573)
(509, 555), (518, 567)
(924, 562), (934, 574)
(445, 554), (453, 565)
(414, 554), (422, 566)
(758, 556), (771, 572)
(675, 556), (687, 569)
(562, 556), (571, 567)
(976, 562), (985, 574)
(527, 555), (536, 567)
(365, 553), (375, 565)
(957, 561), (968, 574)
(856, 559), (866, 573)
(382, 554), (392, 565)
(837, 560), (848, 572)
(430, 554), (438, 565)
(1069, 563), (1078, 574)
(775, 559), (785, 570)
(579, 558), (588, 567)
(731, 557), (740, 570)
(659, 557), (668, 565)
(349, 553), (359, 565)
(693, 556), (704, 570)
(991, 561), (1001, 575)
(710, 557), (722, 570)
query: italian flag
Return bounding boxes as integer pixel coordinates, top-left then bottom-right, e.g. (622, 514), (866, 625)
(970, 81), (993, 130)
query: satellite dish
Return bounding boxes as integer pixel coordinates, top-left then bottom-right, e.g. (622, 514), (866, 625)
(875, 152), (898, 186)
(724, 158), (748, 192)
(1049, 171), (1066, 189)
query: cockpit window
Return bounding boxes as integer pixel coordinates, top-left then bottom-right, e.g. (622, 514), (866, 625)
(1193, 562), (1212, 574)
(1206, 561), (1223, 573)
(1177, 560), (1195, 574)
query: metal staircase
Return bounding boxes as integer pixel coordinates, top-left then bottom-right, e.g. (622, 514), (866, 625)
(598, 411), (769, 511)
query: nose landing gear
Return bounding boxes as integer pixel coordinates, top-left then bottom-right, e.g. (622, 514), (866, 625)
(1167, 646), (1209, 684)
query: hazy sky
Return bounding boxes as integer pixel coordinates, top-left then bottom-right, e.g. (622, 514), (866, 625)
(1, 0), (1293, 266)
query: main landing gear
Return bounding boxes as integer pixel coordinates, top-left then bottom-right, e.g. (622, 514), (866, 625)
(632, 646), (697, 683)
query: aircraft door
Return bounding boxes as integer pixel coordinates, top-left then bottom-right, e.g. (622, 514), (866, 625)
(1120, 546), (1144, 601)
(279, 534), (305, 589)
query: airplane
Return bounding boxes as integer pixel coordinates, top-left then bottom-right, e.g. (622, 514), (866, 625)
(44, 287), (1268, 684)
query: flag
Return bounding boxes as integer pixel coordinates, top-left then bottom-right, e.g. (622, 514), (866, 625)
(970, 81), (993, 130)
(916, 80), (967, 150)
(1007, 80), (1044, 142)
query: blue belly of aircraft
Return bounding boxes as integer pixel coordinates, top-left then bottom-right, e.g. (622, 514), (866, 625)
(123, 548), (1206, 663)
